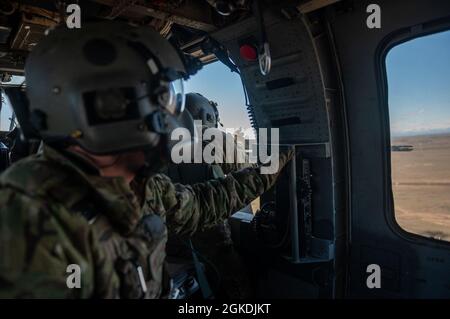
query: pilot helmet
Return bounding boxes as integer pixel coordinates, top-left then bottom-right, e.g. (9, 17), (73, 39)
(185, 92), (220, 128)
(25, 22), (190, 154)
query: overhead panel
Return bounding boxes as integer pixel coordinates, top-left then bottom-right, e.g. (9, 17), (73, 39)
(211, 11), (329, 144)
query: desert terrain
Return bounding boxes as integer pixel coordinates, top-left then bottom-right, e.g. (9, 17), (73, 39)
(391, 133), (450, 241)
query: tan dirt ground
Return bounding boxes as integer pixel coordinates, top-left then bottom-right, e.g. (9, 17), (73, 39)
(391, 133), (450, 241)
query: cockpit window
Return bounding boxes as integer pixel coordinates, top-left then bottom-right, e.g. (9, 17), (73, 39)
(387, 30), (450, 242)
(185, 61), (252, 135)
(0, 75), (25, 86)
(0, 92), (16, 132)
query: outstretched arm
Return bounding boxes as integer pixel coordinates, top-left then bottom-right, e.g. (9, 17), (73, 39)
(156, 149), (294, 235)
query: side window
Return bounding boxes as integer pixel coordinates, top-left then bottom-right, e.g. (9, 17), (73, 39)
(387, 30), (450, 242)
(1, 75), (24, 132)
(185, 61), (252, 132)
(0, 91), (15, 132)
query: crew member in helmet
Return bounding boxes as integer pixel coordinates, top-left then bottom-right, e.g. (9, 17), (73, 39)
(166, 93), (254, 299)
(0, 23), (292, 299)
(167, 92), (251, 181)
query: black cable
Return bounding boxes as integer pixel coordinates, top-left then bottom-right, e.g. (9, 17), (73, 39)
(240, 75), (258, 130)
(253, 201), (291, 250)
(176, 237), (223, 293)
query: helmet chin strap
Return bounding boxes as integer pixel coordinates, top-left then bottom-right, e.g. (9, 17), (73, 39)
(68, 145), (122, 169)
(72, 146), (147, 184)
(96, 154), (124, 169)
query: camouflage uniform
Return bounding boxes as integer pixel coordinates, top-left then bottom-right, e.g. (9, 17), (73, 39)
(0, 144), (292, 298)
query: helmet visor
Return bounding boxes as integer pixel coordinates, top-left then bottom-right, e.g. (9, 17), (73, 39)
(164, 78), (185, 116)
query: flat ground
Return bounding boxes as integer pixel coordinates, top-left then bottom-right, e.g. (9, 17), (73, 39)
(391, 133), (450, 241)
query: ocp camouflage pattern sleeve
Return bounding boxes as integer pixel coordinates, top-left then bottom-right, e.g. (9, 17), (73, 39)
(157, 149), (293, 235)
(220, 161), (256, 176)
(0, 188), (96, 298)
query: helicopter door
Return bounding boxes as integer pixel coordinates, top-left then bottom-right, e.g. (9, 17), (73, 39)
(330, 0), (450, 298)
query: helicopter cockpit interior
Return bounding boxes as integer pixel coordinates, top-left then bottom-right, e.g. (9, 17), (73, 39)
(0, 0), (449, 299)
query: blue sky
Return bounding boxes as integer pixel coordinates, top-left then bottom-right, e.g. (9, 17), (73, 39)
(387, 30), (450, 136)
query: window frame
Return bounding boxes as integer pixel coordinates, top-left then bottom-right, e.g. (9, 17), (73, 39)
(377, 20), (450, 247)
